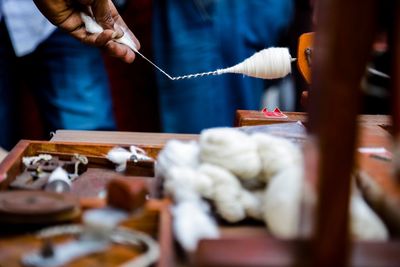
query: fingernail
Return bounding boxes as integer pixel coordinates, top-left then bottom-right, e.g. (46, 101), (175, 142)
(112, 26), (124, 39)
(111, 31), (118, 39)
(111, 30), (121, 39)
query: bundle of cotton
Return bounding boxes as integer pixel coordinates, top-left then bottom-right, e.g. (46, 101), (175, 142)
(350, 189), (388, 240)
(199, 128), (262, 180)
(106, 145), (152, 172)
(172, 200), (220, 251)
(240, 189), (265, 220)
(163, 166), (214, 199)
(161, 164), (220, 251)
(155, 140), (200, 179)
(251, 133), (303, 183)
(198, 164), (247, 222)
(263, 166), (304, 238)
(106, 147), (132, 172)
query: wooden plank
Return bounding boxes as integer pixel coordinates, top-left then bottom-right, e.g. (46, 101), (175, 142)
(235, 110), (307, 127)
(194, 238), (400, 267)
(235, 110), (391, 128)
(51, 130), (198, 146)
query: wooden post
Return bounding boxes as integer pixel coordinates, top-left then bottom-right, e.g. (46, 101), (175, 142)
(308, 0), (379, 266)
(389, 0), (400, 183)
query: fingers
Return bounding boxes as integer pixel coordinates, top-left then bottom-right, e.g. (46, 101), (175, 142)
(92, 0), (124, 38)
(74, 0), (138, 63)
(94, 29), (115, 46)
(105, 41), (136, 63)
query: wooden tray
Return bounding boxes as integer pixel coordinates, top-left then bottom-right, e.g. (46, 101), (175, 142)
(0, 140), (173, 267)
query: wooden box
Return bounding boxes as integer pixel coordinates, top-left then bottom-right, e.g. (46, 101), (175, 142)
(0, 140), (173, 267)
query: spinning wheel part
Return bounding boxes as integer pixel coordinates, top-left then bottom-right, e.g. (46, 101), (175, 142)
(0, 191), (80, 224)
(22, 224), (160, 267)
(297, 32), (314, 85)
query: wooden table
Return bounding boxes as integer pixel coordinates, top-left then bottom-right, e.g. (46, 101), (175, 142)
(47, 113), (400, 266)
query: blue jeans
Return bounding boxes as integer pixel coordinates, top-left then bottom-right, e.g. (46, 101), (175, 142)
(0, 21), (115, 150)
(153, 0), (294, 133)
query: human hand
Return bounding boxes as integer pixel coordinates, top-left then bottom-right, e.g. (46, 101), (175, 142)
(33, 0), (140, 63)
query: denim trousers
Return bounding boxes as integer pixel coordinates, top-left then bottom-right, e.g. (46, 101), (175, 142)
(0, 21), (115, 150)
(153, 0), (294, 133)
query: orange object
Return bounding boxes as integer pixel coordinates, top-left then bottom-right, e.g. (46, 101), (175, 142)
(297, 32), (314, 85)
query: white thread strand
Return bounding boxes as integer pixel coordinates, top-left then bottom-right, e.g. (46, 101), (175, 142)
(80, 13), (293, 81)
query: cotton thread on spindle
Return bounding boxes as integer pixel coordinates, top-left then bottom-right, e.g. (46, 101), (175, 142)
(219, 47), (292, 79)
(81, 13), (292, 81)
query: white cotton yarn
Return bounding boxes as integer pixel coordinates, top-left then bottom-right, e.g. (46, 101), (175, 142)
(240, 189), (265, 220)
(198, 164), (247, 223)
(200, 128), (262, 180)
(156, 126), (388, 242)
(350, 189), (388, 241)
(163, 166), (213, 200)
(172, 201), (220, 251)
(155, 140), (200, 179)
(220, 47), (292, 79)
(263, 167), (304, 239)
(251, 133), (303, 183)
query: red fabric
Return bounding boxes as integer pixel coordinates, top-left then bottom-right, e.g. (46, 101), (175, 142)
(262, 107), (288, 118)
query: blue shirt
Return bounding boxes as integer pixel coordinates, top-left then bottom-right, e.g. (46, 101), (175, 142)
(0, 0), (55, 56)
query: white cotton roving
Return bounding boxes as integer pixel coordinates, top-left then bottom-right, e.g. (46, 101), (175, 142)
(162, 164), (220, 251)
(172, 201), (220, 251)
(80, 12), (138, 52)
(252, 133), (303, 183)
(163, 166), (214, 199)
(106, 146), (152, 172)
(199, 128), (262, 180)
(240, 189), (265, 220)
(198, 164), (246, 222)
(350, 189), (388, 241)
(155, 140), (200, 178)
(263, 166), (304, 239)
(155, 125), (389, 242)
(106, 147), (133, 172)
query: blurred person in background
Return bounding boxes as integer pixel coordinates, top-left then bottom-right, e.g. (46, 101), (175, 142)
(153, 0), (294, 133)
(0, 0), (118, 150)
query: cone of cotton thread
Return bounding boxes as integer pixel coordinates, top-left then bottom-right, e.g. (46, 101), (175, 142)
(219, 47), (292, 79)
